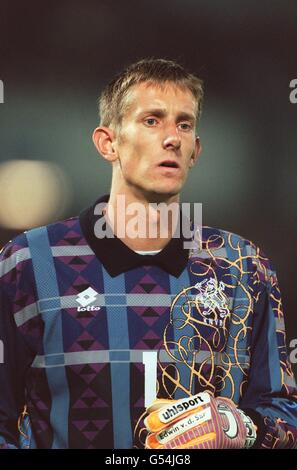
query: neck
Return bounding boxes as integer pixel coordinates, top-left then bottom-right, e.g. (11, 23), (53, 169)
(106, 186), (180, 251)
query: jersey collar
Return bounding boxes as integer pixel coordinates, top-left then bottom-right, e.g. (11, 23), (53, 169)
(79, 194), (190, 277)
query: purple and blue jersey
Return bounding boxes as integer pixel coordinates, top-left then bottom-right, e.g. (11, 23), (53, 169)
(0, 195), (296, 448)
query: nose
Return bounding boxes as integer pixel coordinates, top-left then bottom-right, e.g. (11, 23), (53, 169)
(162, 125), (181, 151)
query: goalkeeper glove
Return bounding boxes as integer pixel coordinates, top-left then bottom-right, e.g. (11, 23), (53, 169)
(144, 392), (257, 449)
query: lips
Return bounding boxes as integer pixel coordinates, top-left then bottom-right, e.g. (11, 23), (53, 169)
(158, 160), (180, 169)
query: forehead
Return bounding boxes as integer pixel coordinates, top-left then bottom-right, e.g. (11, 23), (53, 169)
(122, 81), (197, 117)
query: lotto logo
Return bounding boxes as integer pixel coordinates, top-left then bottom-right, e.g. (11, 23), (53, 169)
(76, 287), (99, 307)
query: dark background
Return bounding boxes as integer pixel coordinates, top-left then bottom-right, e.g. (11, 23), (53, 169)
(0, 0), (296, 375)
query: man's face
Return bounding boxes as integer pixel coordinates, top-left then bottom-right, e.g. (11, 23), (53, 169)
(112, 81), (201, 201)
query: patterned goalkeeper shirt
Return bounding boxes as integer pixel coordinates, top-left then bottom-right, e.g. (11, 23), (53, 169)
(0, 195), (296, 448)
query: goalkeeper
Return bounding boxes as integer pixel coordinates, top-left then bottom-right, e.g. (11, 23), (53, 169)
(0, 58), (297, 449)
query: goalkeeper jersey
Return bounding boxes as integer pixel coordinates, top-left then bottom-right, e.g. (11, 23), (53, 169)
(0, 194), (296, 449)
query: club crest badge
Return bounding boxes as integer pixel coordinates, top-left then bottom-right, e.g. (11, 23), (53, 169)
(194, 278), (230, 326)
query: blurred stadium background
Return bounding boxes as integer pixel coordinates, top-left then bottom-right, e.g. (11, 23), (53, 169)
(0, 0), (296, 374)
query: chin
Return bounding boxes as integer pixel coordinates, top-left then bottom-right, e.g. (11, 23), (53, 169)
(142, 186), (181, 202)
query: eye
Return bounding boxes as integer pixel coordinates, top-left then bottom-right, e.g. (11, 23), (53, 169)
(144, 118), (158, 126)
(178, 122), (192, 131)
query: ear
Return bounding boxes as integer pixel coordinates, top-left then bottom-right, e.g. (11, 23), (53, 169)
(92, 126), (118, 162)
(189, 136), (202, 168)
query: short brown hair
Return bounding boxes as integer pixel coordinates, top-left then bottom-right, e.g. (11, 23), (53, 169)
(99, 58), (204, 131)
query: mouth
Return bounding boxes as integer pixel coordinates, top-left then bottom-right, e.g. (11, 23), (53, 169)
(158, 160), (180, 169)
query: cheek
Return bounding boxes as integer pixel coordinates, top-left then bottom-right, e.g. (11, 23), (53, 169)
(119, 144), (145, 174)
(184, 140), (196, 161)
(185, 136), (196, 151)
(119, 126), (143, 150)
(121, 133), (153, 168)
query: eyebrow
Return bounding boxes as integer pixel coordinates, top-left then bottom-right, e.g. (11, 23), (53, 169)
(138, 108), (196, 123)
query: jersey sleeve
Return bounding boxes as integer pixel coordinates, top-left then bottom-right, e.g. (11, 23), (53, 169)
(0, 240), (34, 449)
(239, 245), (297, 448)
